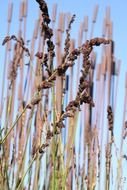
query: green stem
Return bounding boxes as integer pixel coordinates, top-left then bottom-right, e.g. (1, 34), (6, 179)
(0, 106), (27, 145)
(52, 85), (57, 190)
(16, 154), (37, 190)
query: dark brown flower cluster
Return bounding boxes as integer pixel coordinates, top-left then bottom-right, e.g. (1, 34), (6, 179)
(27, 96), (42, 109)
(69, 38), (111, 115)
(36, 0), (55, 75)
(36, 0), (50, 24)
(35, 52), (52, 77)
(41, 23), (53, 39)
(56, 48), (81, 76)
(56, 48), (81, 77)
(38, 88), (96, 155)
(34, 0), (111, 156)
(68, 49), (81, 62)
(35, 0), (54, 48)
(54, 15), (77, 77)
(38, 81), (53, 91)
(79, 90), (95, 107)
(65, 90), (95, 113)
(39, 142), (49, 154)
(37, 38), (110, 97)
(107, 105), (114, 131)
(79, 38), (111, 94)
(62, 14), (76, 64)
(2, 35), (30, 56)
(57, 62), (73, 76)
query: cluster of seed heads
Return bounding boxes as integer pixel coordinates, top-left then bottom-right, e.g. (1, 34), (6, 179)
(2, 35), (30, 56)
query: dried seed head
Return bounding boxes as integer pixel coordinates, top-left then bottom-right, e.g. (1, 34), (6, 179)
(31, 97), (42, 106)
(107, 105), (114, 131)
(46, 130), (53, 140)
(38, 81), (53, 90)
(2, 36), (10, 45)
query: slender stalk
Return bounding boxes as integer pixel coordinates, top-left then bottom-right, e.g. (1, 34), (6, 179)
(0, 106), (27, 145)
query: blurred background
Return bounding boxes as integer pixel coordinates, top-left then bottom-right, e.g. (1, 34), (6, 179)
(0, 0), (127, 190)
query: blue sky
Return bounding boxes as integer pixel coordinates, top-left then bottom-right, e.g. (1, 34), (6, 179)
(0, 0), (126, 148)
(0, 0), (127, 82)
(0, 1), (126, 138)
(0, 0), (127, 188)
(1, 0), (126, 132)
(0, 0), (127, 70)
